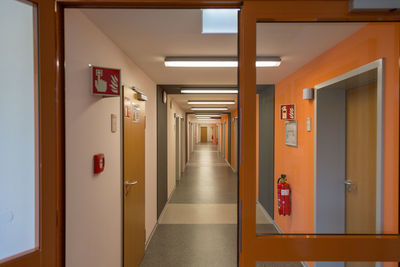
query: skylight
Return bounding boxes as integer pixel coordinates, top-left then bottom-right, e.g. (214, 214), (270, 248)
(202, 9), (239, 34)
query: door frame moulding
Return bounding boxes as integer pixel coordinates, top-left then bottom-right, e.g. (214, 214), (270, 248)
(239, 1), (399, 266)
(55, 1), (400, 267)
(314, 59), (384, 235)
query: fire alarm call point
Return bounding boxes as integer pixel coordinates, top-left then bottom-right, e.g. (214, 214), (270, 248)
(94, 154), (105, 174)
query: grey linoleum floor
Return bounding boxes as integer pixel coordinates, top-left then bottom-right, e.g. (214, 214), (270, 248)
(140, 143), (301, 267)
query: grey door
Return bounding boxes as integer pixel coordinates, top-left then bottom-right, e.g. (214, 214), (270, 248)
(258, 85), (275, 219)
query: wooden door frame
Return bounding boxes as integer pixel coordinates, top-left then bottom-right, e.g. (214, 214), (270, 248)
(51, 1), (400, 267)
(239, 1), (400, 266)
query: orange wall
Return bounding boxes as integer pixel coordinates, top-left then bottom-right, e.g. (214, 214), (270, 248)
(274, 23), (399, 237)
(231, 109), (238, 169)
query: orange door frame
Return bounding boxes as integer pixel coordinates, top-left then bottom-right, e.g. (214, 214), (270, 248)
(238, 1), (400, 266)
(54, 1), (400, 267)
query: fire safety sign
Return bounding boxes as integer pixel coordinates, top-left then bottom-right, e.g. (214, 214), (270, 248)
(280, 104), (296, 120)
(91, 66), (121, 96)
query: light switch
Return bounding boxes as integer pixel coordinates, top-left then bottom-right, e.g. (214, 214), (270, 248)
(111, 114), (117, 133)
(306, 117), (311, 132)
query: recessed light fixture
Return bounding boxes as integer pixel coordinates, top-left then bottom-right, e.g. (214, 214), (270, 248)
(181, 89), (238, 94)
(188, 100), (235, 105)
(164, 56), (281, 68)
(191, 107), (228, 111)
(196, 114), (221, 117)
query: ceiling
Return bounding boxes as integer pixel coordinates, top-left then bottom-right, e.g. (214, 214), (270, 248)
(82, 9), (366, 85)
(169, 93), (237, 113)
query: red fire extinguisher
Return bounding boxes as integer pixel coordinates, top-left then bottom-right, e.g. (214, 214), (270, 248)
(277, 174), (291, 216)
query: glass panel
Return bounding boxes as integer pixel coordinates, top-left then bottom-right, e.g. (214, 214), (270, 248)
(0, 0), (39, 262)
(255, 22), (399, 235)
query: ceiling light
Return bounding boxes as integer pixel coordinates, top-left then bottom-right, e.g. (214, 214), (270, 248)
(196, 114), (221, 117)
(181, 89), (238, 94)
(188, 100), (235, 105)
(191, 107), (228, 111)
(164, 56), (281, 68)
(197, 118), (220, 121)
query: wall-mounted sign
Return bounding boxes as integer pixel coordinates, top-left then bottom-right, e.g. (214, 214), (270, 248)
(91, 65), (121, 96)
(132, 104), (140, 123)
(124, 97), (131, 118)
(280, 104), (296, 120)
(285, 121), (297, 147)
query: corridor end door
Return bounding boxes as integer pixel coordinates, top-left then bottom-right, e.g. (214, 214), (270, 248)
(123, 86), (146, 267)
(201, 127), (207, 142)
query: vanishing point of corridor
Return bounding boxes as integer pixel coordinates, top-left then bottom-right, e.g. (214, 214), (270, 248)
(140, 143), (237, 266)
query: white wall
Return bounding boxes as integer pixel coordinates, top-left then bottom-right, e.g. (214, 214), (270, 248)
(167, 97), (186, 198)
(65, 9), (157, 267)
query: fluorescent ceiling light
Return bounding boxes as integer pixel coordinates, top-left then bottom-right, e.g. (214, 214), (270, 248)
(202, 9), (239, 34)
(181, 89), (238, 94)
(196, 114), (221, 117)
(165, 56), (281, 68)
(188, 100), (235, 105)
(191, 107), (228, 111)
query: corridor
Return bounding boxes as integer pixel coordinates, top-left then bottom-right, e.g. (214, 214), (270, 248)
(140, 143), (237, 266)
(140, 143), (302, 267)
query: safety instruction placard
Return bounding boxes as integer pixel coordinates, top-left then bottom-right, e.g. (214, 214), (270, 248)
(280, 104), (296, 120)
(91, 66), (121, 96)
(132, 104), (140, 123)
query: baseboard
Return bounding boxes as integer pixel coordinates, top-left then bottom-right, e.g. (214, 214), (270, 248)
(147, 190), (175, 249)
(224, 158), (237, 173)
(256, 200), (283, 234)
(256, 201), (308, 266)
(145, 221), (158, 249)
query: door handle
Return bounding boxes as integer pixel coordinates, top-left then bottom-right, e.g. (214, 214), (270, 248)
(344, 178), (354, 192)
(125, 181), (138, 196)
(344, 179), (352, 185)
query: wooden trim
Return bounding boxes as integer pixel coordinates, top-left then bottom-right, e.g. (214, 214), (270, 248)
(57, 0), (242, 8)
(2, 251), (40, 267)
(51, 1), (400, 267)
(38, 0), (63, 266)
(55, 2), (66, 267)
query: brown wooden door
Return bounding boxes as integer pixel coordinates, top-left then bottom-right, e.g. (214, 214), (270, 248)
(345, 82), (377, 267)
(123, 87), (146, 267)
(345, 82), (377, 234)
(1, 0), (62, 266)
(201, 127), (207, 142)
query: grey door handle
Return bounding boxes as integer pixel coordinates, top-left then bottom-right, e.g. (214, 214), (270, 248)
(125, 181), (138, 196)
(344, 179), (352, 185)
(344, 178), (354, 192)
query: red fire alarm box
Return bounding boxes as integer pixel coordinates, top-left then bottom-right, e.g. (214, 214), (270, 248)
(94, 154), (105, 174)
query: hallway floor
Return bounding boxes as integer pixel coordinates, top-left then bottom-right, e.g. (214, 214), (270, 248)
(140, 143), (302, 267)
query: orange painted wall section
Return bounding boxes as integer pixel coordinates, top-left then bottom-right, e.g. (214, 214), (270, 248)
(274, 23), (399, 235)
